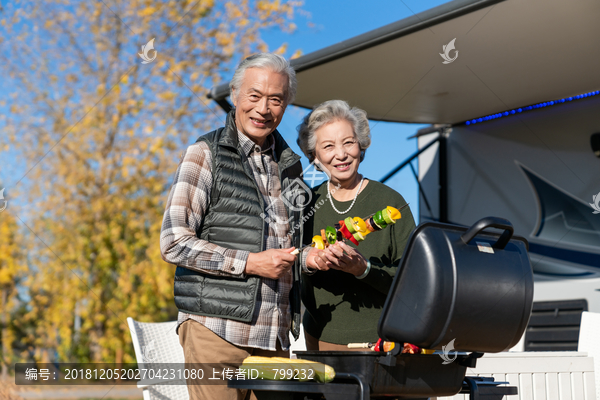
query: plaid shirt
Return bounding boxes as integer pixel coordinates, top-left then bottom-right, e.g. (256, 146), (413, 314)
(160, 131), (294, 351)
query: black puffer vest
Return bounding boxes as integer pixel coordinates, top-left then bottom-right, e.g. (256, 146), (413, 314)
(174, 112), (304, 339)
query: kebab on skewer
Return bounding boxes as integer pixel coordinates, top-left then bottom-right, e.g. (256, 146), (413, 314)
(309, 205), (405, 250)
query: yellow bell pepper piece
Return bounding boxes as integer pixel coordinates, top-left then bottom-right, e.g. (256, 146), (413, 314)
(387, 206), (402, 222)
(311, 235), (325, 250)
(382, 341), (395, 352)
(352, 217), (369, 235)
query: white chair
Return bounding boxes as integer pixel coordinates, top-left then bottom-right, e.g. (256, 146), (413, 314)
(127, 317), (189, 400)
(578, 311), (600, 400)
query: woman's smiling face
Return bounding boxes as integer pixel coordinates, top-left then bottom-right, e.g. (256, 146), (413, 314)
(313, 119), (361, 184)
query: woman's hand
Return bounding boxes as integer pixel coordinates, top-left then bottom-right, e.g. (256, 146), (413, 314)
(321, 241), (368, 277)
(306, 247), (331, 272)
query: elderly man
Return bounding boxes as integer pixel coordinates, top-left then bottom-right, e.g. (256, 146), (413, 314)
(160, 53), (308, 399)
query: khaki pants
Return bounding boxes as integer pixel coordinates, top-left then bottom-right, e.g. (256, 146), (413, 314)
(178, 319), (288, 400)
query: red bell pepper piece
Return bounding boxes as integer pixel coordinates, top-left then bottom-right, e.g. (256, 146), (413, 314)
(338, 220), (360, 245)
(374, 338), (383, 352)
(405, 343), (421, 354)
(338, 220), (353, 240)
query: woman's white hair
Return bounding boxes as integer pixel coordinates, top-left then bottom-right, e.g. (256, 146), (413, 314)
(229, 53), (297, 104)
(297, 100), (371, 163)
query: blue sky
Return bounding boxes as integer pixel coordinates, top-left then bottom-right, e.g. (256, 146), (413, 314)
(256, 0), (452, 218)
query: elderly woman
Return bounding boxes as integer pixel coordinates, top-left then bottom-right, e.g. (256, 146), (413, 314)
(298, 100), (416, 350)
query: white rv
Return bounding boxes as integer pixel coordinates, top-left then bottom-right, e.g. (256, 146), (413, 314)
(209, 0), (600, 352)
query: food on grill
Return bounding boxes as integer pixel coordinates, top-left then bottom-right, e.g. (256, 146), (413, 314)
(240, 356), (304, 381)
(370, 338), (427, 355)
(288, 358), (336, 383)
(350, 340), (432, 355)
(240, 356), (335, 383)
(403, 343), (421, 354)
(309, 206), (403, 250)
(382, 341), (396, 352)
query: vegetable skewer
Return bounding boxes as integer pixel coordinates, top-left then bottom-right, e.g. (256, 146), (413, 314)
(303, 203), (409, 251)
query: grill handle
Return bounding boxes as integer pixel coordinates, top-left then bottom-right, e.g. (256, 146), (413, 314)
(460, 217), (514, 249)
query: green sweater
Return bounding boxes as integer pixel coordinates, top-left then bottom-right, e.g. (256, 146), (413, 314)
(302, 179), (416, 344)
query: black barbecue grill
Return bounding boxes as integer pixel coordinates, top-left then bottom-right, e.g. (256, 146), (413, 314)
(230, 217), (533, 399)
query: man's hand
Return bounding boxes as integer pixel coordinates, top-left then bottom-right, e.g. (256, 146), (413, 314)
(245, 247), (297, 279)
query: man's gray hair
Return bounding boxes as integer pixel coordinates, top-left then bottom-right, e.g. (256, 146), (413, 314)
(297, 100), (371, 163)
(230, 53), (297, 104)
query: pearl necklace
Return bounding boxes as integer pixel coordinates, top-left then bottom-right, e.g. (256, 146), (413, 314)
(327, 177), (364, 215)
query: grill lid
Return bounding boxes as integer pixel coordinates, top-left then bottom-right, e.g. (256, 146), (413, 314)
(379, 217), (534, 353)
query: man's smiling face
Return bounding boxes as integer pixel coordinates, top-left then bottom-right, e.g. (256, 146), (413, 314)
(231, 67), (288, 146)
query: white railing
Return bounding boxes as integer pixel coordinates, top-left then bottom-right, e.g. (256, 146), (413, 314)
(437, 351), (596, 400)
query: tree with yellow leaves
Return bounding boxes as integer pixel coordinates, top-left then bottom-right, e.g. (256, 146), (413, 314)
(0, 0), (303, 364)
(0, 210), (27, 380)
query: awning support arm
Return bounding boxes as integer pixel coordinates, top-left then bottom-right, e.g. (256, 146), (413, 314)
(380, 136), (440, 184)
(409, 161), (435, 220)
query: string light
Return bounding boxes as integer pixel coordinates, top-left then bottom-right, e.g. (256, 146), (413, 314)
(463, 90), (600, 126)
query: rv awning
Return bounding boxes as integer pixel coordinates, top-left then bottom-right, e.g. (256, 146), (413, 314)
(209, 0), (600, 124)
